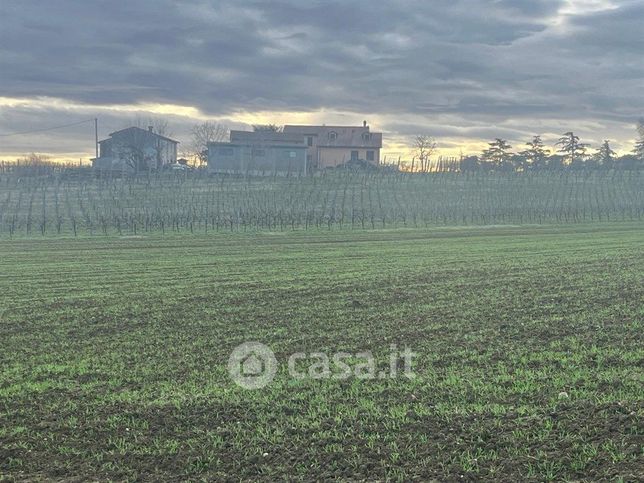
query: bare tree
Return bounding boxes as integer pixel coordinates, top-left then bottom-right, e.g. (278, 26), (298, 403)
(189, 122), (229, 165)
(17, 153), (51, 165)
(413, 135), (437, 173)
(115, 128), (149, 172)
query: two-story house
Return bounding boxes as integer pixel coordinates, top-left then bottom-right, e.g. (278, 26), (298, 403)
(282, 122), (382, 169)
(92, 126), (179, 172)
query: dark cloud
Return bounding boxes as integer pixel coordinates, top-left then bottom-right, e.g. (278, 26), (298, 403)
(0, 0), (642, 158)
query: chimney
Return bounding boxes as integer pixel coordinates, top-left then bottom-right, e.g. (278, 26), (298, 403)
(148, 126), (153, 132)
(363, 120), (367, 127)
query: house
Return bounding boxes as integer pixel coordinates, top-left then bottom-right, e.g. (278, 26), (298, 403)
(207, 130), (308, 175)
(92, 126), (179, 172)
(282, 121), (382, 169)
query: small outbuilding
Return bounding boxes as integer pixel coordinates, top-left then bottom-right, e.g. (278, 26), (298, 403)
(208, 130), (308, 175)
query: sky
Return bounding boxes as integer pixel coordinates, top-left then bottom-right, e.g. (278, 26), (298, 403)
(0, 0), (643, 162)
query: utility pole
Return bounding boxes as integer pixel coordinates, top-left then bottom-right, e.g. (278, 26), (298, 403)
(94, 118), (98, 160)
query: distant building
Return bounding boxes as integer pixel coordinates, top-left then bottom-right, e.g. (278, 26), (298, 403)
(208, 130), (308, 175)
(283, 121), (382, 169)
(92, 126), (179, 172)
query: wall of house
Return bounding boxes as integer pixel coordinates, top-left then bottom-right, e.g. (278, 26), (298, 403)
(158, 140), (177, 166)
(209, 145), (244, 171)
(247, 146), (307, 173)
(303, 135), (319, 169)
(318, 147), (380, 168)
(107, 135), (177, 169)
(208, 144), (308, 174)
(99, 139), (113, 157)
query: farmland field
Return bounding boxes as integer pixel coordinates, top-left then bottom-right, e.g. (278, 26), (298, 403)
(0, 170), (643, 236)
(1, 223), (642, 481)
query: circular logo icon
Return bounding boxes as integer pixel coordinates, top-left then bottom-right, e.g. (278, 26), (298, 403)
(228, 342), (277, 389)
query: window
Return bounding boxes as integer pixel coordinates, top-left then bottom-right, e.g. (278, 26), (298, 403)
(289, 151), (297, 158)
(218, 147), (234, 156)
(362, 132), (371, 141)
(307, 136), (313, 147)
(351, 150), (359, 161)
(366, 150), (375, 161)
(252, 148), (266, 157)
(328, 131), (337, 141)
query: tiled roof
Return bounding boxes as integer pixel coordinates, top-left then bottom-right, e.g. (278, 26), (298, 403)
(106, 126), (179, 144)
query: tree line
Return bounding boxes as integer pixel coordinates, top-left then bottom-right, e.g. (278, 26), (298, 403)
(5, 118), (644, 174)
(413, 119), (644, 172)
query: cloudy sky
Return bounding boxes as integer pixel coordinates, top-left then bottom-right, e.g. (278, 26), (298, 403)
(0, 0), (642, 161)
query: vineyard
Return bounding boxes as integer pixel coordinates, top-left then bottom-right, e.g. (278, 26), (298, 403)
(0, 169), (643, 236)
